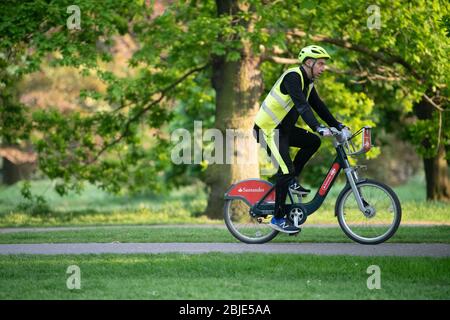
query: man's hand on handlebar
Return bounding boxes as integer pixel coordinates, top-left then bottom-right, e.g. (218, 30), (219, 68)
(341, 126), (352, 139)
(316, 124), (333, 137)
(317, 124), (352, 139)
(335, 123), (352, 138)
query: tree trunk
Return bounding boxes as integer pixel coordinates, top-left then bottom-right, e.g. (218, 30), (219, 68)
(414, 95), (450, 201)
(423, 144), (450, 201)
(203, 0), (263, 218)
(2, 157), (34, 185)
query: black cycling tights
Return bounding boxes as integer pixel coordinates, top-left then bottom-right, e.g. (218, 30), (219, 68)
(257, 126), (321, 219)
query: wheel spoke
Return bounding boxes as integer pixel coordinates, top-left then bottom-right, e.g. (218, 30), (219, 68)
(224, 199), (278, 244)
(337, 181), (401, 244)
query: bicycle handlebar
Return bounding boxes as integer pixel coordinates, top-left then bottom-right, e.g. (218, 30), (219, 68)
(329, 127), (341, 136)
(325, 126), (373, 156)
(328, 126), (351, 142)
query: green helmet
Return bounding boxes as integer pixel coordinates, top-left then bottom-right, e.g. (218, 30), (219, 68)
(298, 45), (331, 63)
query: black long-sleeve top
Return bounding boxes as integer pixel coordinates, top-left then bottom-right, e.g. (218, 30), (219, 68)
(278, 66), (341, 132)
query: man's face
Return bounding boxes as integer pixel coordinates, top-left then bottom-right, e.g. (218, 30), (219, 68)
(306, 58), (327, 78)
(314, 59), (327, 77)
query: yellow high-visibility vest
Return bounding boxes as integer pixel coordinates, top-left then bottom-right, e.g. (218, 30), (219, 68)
(255, 67), (313, 133)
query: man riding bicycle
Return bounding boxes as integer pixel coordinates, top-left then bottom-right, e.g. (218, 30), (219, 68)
(253, 45), (349, 234)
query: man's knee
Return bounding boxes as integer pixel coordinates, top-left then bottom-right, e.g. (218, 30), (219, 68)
(311, 134), (321, 150)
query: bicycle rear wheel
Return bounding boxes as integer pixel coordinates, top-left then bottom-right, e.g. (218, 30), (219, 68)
(224, 199), (278, 244)
(336, 179), (401, 245)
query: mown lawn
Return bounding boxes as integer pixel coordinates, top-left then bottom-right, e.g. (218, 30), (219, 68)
(0, 226), (449, 244)
(0, 181), (216, 227)
(0, 253), (448, 299)
(0, 176), (448, 227)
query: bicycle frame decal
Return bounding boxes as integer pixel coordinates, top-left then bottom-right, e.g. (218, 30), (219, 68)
(319, 163), (340, 196)
(225, 179), (275, 206)
(302, 149), (346, 215)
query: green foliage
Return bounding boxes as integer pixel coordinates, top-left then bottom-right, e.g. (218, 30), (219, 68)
(1, 0), (448, 201)
(254, 0), (448, 183)
(441, 14), (450, 37)
(309, 0), (450, 159)
(0, 0), (137, 71)
(18, 181), (51, 216)
(405, 113), (449, 159)
(166, 73), (216, 185)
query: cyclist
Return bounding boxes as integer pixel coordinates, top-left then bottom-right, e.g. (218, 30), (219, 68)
(253, 45), (348, 234)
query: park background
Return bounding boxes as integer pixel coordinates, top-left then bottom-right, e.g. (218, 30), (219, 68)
(0, 0), (449, 300)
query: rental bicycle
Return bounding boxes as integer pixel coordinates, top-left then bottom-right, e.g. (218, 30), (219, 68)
(223, 126), (402, 245)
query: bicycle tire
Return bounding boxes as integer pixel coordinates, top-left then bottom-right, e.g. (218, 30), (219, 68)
(224, 199), (279, 244)
(335, 179), (401, 245)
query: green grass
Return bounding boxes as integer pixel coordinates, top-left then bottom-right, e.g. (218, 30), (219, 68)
(0, 175), (448, 227)
(0, 226), (449, 244)
(0, 253), (448, 299)
(0, 180), (209, 214)
(0, 181), (217, 227)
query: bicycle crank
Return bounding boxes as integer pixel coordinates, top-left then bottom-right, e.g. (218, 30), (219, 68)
(288, 205), (307, 227)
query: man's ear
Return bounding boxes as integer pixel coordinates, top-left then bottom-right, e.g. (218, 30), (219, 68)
(304, 59), (313, 67)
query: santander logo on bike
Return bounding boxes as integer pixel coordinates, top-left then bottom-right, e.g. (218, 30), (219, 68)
(238, 187), (265, 193)
(227, 180), (275, 205)
(319, 163), (340, 196)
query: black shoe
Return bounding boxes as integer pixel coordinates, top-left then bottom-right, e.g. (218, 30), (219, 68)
(289, 181), (310, 195)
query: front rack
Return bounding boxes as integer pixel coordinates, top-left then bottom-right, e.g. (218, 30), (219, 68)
(344, 126), (372, 156)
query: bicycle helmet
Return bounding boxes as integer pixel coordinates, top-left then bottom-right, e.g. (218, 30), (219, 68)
(298, 45), (331, 63)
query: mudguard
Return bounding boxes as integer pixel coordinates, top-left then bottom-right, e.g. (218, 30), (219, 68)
(224, 179), (275, 206)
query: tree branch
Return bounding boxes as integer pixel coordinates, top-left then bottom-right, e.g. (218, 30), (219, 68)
(286, 29), (425, 83)
(265, 55), (298, 64)
(88, 63), (210, 163)
(263, 57), (405, 82)
(423, 94), (444, 112)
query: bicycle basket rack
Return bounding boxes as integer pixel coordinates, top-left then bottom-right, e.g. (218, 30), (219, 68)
(344, 126), (372, 156)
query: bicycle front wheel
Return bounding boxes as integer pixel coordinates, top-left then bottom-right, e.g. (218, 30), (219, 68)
(224, 199), (278, 244)
(336, 179), (401, 245)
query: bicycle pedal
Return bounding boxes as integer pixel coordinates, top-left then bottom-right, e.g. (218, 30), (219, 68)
(289, 230), (301, 236)
(299, 193), (309, 198)
(291, 191), (309, 197)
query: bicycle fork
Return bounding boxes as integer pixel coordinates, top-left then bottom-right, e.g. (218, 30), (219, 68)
(344, 167), (373, 215)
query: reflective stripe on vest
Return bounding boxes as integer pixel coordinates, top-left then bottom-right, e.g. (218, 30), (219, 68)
(269, 90), (290, 111)
(261, 101), (280, 125)
(255, 67), (313, 131)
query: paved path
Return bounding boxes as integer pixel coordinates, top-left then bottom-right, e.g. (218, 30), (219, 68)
(0, 242), (449, 257)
